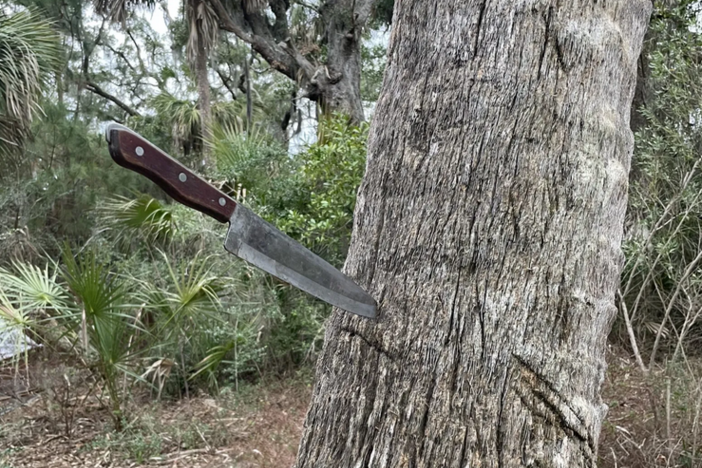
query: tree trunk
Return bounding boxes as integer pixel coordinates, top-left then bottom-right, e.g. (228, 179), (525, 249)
(191, 0), (213, 168)
(195, 25), (212, 168)
(295, 1), (651, 467)
(309, 0), (367, 123)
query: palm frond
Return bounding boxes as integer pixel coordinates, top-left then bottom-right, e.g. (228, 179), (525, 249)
(152, 92), (201, 148)
(189, 340), (234, 389)
(60, 249), (139, 368)
(0, 261), (69, 312)
(0, 262), (72, 384)
(94, 0), (156, 24)
(99, 194), (177, 245)
(159, 250), (221, 324)
(186, 0), (218, 65)
(0, 9), (61, 156)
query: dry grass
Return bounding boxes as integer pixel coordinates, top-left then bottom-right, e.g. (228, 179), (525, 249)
(5, 346), (702, 468)
(0, 351), (312, 468)
(599, 346), (702, 468)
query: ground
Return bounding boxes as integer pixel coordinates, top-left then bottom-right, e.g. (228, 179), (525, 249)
(598, 346), (701, 468)
(0, 352), (312, 468)
(1, 347), (698, 468)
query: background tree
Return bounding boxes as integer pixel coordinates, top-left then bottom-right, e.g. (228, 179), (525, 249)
(186, 0), (217, 166)
(98, 0), (391, 124)
(295, 1), (651, 466)
(208, 0), (376, 123)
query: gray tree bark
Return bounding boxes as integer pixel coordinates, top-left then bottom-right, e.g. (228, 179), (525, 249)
(195, 33), (213, 167)
(295, 1), (651, 467)
(191, 0), (214, 168)
(307, 0), (369, 122)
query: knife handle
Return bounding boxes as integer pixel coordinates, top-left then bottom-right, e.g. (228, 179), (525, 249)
(107, 127), (236, 224)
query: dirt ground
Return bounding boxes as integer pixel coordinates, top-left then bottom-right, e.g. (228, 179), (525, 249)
(0, 354), (312, 468)
(1, 347), (697, 468)
(598, 346), (702, 468)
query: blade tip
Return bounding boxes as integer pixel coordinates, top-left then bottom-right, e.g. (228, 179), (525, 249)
(346, 301), (377, 319)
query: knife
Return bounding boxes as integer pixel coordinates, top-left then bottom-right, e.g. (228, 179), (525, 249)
(105, 123), (376, 318)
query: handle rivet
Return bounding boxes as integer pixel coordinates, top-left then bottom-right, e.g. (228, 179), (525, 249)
(219, 198), (226, 206)
(135, 146), (144, 156)
(179, 173), (187, 182)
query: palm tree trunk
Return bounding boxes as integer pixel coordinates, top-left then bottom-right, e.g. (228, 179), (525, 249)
(191, 0), (213, 169)
(295, 1), (652, 466)
(196, 27), (212, 168)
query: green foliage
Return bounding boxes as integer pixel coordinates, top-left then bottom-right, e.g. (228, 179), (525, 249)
(0, 103), (154, 259)
(211, 114), (368, 267)
(61, 249), (138, 428)
(277, 116), (369, 267)
(100, 195), (176, 246)
(0, 8), (61, 158)
(361, 41), (387, 104)
(210, 123), (292, 204)
(152, 92), (203, 156)
(619, 2), (702, 365)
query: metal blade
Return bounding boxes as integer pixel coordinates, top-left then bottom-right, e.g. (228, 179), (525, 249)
(225, 204), (376, 318)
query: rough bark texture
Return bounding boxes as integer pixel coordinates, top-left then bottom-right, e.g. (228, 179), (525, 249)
(195, 34), (213, 166)
(308, 0), (369, 122)
(295, 1), (651, 467)
(191, 0), (213, 168)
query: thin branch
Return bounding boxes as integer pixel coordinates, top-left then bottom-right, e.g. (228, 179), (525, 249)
(159, 0), (173, 27)
(617, 289), (647, 373)
(649, 247), (702, 367)
(126, 29), (150, 81)
(85, 81), (141, 117)
(292, 0), (319, 13)
(216, 69), (238, 100)
(83, 16), (109, 74)
(104, 43), (137, 72)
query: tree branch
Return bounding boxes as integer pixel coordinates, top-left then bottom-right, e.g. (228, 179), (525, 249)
(292, 0), (320, 13)
(216, 69), (238, 100)
(85, 81), (141, 117)
(104, 43), (137, 72)
(209, 0), (315, 81)
(126, 28), (164, 89)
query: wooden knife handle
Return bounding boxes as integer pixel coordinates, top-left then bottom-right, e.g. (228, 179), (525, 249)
(107, 125), (236, 223)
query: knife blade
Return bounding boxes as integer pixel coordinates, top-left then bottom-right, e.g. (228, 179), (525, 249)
(105, 123), (376, 318)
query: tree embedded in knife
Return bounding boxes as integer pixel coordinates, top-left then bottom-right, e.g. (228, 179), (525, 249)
(105, 123), (376, 319)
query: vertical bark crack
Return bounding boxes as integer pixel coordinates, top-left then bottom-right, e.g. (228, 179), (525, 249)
(474, 0), (488, 57)
(538, 6), (555, 80)
(496, 366), (511, 468)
